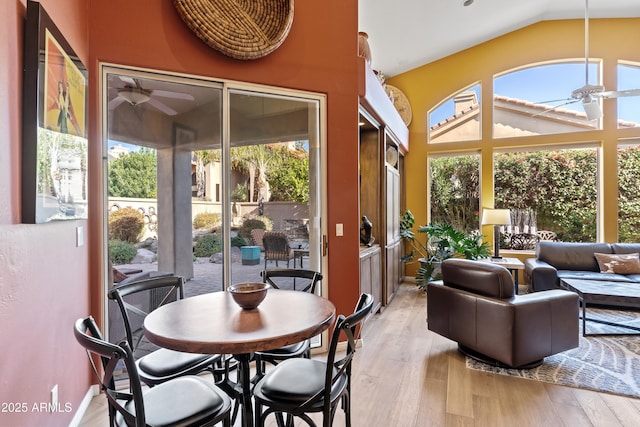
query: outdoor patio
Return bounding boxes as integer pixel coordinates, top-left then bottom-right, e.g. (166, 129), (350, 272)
(115, 254), (303, 298)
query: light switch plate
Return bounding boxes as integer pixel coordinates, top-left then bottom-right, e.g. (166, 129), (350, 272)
(76, 226), (84, 247)
(336, 223), (344, 236)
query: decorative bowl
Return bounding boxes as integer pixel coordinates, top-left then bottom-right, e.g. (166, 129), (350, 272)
(228, 282), (270, 310)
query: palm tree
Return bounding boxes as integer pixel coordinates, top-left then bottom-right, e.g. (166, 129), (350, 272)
(231, 145), (274, 202)
(193, 150), (220, 199)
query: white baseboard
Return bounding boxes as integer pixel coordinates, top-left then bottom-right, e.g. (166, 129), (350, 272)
(68, 385), (99, 427)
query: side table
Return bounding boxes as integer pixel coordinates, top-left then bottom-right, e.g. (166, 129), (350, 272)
(479, 257), (524, 294)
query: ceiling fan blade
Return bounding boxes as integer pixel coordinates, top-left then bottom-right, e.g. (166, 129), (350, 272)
(108, 96), (125, 110)
(147, 97), (177, 116)
(535, 97), (573, 105)
(151, 89), (195, 101)
(596, 89), (640, 99)
(532, 99), (581, 118)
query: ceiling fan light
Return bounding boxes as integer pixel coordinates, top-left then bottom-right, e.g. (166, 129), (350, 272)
(118, 88), (151, 106)
(582, 98), (602, 121)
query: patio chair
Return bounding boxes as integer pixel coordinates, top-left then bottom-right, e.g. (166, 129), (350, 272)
(74, 316), (232, 427)
(253, 293), (373, 427)
(262, 231), (299, 268)
(510, 233), (539, 250)
(536, 230), (557, 241)
(251, 228), (266, 250)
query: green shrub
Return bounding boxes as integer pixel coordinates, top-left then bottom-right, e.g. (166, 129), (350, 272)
(231, 235), (247, 247)
(238, 216), (273, 239)
(109, 239), (138, 264)
(109, 207), (145, 243)
(193, 233), (222, 257)
(231, 182), (248, 202)
(193, 212), (221, 230)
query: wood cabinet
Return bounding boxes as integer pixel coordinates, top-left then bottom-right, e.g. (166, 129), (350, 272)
(358, 57), (408, 308)
(359, 245), (382, 314)
(384, 156), (402, 303)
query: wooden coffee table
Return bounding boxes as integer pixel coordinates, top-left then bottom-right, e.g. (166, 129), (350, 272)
(560, 278), (640, 336)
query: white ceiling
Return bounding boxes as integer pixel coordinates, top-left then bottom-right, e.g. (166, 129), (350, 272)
(358, 0), (640, 77)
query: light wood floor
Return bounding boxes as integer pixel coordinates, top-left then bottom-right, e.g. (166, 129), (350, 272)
(79, 283), (640, 426)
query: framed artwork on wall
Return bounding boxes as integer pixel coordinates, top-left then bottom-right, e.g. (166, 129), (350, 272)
(22, 0), (88, 223)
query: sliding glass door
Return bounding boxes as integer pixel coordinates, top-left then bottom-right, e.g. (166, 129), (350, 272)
(103, 66), (326, 349)
(227, 89), (322, 286)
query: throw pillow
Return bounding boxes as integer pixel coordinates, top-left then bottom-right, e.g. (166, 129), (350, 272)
(594, 252), (640, 274)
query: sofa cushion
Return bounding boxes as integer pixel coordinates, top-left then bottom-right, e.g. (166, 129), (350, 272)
(611, 243), (640, 255)
(557, 270), (634, 283)
(594, 252), (640, 274)
(537, 241), (611, 271)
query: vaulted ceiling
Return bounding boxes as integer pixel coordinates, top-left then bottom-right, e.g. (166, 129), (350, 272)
(358, 0), (640, 77)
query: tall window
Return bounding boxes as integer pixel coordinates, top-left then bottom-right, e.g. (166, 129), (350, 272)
(494, 147), (598, 245)
(429, 153), (480, 233)
(618, 139), (640, 242)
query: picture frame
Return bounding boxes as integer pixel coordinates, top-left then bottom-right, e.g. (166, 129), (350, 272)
(22, 0), (88, 223)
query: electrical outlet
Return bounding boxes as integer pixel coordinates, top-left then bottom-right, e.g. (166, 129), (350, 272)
(51, 384), (58, 407)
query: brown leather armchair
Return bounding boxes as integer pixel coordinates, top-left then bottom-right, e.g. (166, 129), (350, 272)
(427, 258), (579, 368)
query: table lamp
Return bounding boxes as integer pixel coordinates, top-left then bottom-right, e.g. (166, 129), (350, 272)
(482, 208), (511, 259)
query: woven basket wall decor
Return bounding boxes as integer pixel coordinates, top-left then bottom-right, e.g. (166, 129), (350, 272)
(173, 0), (294, 60)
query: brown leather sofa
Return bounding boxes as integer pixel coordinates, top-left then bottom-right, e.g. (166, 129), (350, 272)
(525, 241), (640, 292)
(427, 259), (579, 368)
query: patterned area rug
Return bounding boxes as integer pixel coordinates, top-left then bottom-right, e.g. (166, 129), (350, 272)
(466, 308), (640, 398)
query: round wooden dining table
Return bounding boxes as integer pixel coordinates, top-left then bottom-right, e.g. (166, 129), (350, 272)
(143, 288), (336, 427)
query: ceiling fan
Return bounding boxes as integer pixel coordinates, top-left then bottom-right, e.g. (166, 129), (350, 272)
(535, 0), (640, 120)
(108, 76), (195, 116)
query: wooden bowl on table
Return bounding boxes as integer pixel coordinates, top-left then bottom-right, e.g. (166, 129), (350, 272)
(228, 283), (270, 310)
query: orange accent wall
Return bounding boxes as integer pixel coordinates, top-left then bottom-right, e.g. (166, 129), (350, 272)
(0, 1), (91, 426)
(389, 19), (640, 277)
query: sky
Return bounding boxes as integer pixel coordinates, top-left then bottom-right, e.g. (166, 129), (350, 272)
(429, 62), (640, 126)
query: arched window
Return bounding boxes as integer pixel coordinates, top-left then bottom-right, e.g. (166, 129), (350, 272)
(493, 61), (602, 138)
(617, 62), (640, 128)
(428, 83), (481, 143)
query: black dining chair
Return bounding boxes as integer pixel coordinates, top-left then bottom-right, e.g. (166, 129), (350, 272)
(74, 315), (232, 427)
(253, 293), (373, 427)
(252, 269), (323, 381)
(108, 275), (226, 387)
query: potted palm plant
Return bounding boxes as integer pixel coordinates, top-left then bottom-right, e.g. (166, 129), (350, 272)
(400, 210), (491, 290)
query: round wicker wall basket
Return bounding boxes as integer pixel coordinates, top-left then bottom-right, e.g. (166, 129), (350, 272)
(173, 0), (295, 60)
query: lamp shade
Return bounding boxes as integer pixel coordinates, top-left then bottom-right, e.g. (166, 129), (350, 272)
(481, 208), (511, 225)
